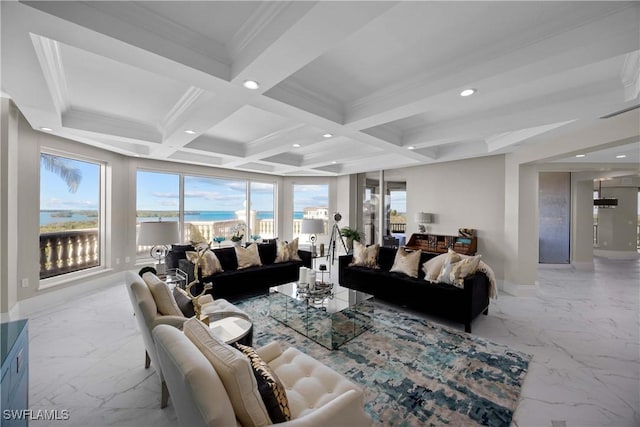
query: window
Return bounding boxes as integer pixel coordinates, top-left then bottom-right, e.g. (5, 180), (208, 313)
(39, 153), (102, 279)
(250, 182), (276, 241)
(293, 184), (329, 240)
(184, 176), (247, 245)
(136, 171), (180, 259)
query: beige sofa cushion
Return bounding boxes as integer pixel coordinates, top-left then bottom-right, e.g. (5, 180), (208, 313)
(389, 247), (421, 278)
(274, 238), (301, 263)
(422, 252), (448, 282)
(350, 241), (380, 268)
(183, 318), (271, 427)
(235, 243), (263, 269)
(142, 272), (183, 316)
(186, 250), (223, 276)
(449, 254), (483, 287)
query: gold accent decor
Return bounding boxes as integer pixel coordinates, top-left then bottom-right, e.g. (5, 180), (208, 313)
(185, 243), (213, 321)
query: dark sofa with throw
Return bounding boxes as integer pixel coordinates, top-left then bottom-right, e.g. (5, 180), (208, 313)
(167, 241), (311, 301)
(339, 246), (490, 333)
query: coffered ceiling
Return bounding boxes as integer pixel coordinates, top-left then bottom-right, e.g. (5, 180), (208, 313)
(2, 1), (639, 176)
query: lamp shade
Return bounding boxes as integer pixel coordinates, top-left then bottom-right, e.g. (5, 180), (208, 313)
(137, 221), (179, 246)
(415, 212), (433, 224)
(301, 218), (325, 234)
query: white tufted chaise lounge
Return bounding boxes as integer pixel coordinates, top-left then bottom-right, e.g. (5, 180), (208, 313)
(153, 319), (372, 427)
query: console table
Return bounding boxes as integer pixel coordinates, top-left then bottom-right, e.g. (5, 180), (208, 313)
(1, 319), (28, 427)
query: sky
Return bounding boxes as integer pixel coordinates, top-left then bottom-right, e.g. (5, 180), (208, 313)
(40, 155), (100, 210)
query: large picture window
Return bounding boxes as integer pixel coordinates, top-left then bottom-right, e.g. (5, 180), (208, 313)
(250, 182), (276, 241)
(136, 171), (180, 259)
(184, 176), (247, 245)
(39, 153), (102, 279)
(293, 184), (329, 240)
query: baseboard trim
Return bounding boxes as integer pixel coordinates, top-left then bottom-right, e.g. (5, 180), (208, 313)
(501, 280), (537, 297)
(571, 261), (595, 271)
(593, 249), (640, 260)
(8, 271), (125, 320)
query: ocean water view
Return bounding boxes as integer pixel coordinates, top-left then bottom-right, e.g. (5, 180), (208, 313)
(40, 210), (300, 226)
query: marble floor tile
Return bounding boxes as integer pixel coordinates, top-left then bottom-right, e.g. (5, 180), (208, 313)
(25, 256), (639, 426)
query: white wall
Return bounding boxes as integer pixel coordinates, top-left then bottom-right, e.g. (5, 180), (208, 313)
(597, 186), (638, 254)
(403, 155), (506, 284)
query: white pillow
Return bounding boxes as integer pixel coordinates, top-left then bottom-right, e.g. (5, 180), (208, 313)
(186, 250), (223, 276)
(350, 241), (380, 268)
(183, 318), (271, 427)
(389, 248), (421, 278)
(274, 238), (301, 263)
(141, 272), (183, 316)
(235, 243), (263, 269)
(422, 253), (448, 282)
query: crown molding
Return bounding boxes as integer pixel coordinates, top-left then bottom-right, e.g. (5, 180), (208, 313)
(228, 2), (293, 59)
(30, 34), (69, 114)
(162, 86), (207, 137)
(86, 1), (230, 65)
(621, 51), (640, 102)
(62, 108), (162, 143)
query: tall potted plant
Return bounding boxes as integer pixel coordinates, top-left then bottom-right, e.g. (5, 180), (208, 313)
(340, 226), (363, 251)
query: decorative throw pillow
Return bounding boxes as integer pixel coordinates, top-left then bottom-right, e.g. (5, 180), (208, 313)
(349, 241), (380, 268)
(449, 255), (483, 288)
(172, 287), (195, 318)
(436, 249), (463, 284)
(232, 342), (291, 423)
(235, 243), (263, 269)
(389, 248), (421, 278)
(186, 250), (223, 276)
(274, 238), (301, 263)
(183, 318), (271, 427)
(142, 272), (183, 316)
(422, 253), (448, 283)
(189, 224), (207, 245)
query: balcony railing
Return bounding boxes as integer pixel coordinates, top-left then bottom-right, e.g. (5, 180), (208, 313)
(389, 222), (406, 233)
(40, 229), (100, 279)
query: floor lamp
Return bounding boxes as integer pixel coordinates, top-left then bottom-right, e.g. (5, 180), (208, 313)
(138, 221), (179, 275)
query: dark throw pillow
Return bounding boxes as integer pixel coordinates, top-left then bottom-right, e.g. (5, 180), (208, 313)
(232, 342), (291, 423)
(172, 287), (195, 318)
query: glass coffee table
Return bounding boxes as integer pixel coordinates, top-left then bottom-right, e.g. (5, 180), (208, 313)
(269, 282), (374, 350)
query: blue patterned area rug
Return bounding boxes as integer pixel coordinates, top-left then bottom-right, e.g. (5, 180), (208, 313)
(236, 296), (531, 427)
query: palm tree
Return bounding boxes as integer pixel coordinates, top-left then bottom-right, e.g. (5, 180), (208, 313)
(40, 153), (82, 193)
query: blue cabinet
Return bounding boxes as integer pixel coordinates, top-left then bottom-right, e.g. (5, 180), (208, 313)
(1, 320), (29, 427)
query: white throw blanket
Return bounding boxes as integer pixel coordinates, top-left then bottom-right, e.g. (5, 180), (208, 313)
(477, 261), (498, 299)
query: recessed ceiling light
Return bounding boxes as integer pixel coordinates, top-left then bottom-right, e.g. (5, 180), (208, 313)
(184, 130), (196, 135)
(407, 146), (416, 150)
(323, 133), (333, 138)
(292, 143), (301, 148)
(331, 161), (337, 164)
(616, 154), (627, 159)
(460, 88), (477, 97)
(575, 154), (586, 158)
(243, 80), (260, 90)
(41, 127), (53, 132)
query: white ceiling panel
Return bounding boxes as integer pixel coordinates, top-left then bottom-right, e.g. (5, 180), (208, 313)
(1, 1), (638, 176)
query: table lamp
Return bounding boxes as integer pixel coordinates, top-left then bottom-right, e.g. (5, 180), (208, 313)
(415, 212), (433, 233)
(301, 218), (325, 256)
(138, 221), (179, 275)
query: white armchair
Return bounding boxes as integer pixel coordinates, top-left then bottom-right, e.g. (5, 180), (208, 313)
(125, 271), (252, 408)
(153, 320), (372, 427)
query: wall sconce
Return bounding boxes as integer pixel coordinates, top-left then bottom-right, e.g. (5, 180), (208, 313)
(415, 212), (433, 233)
